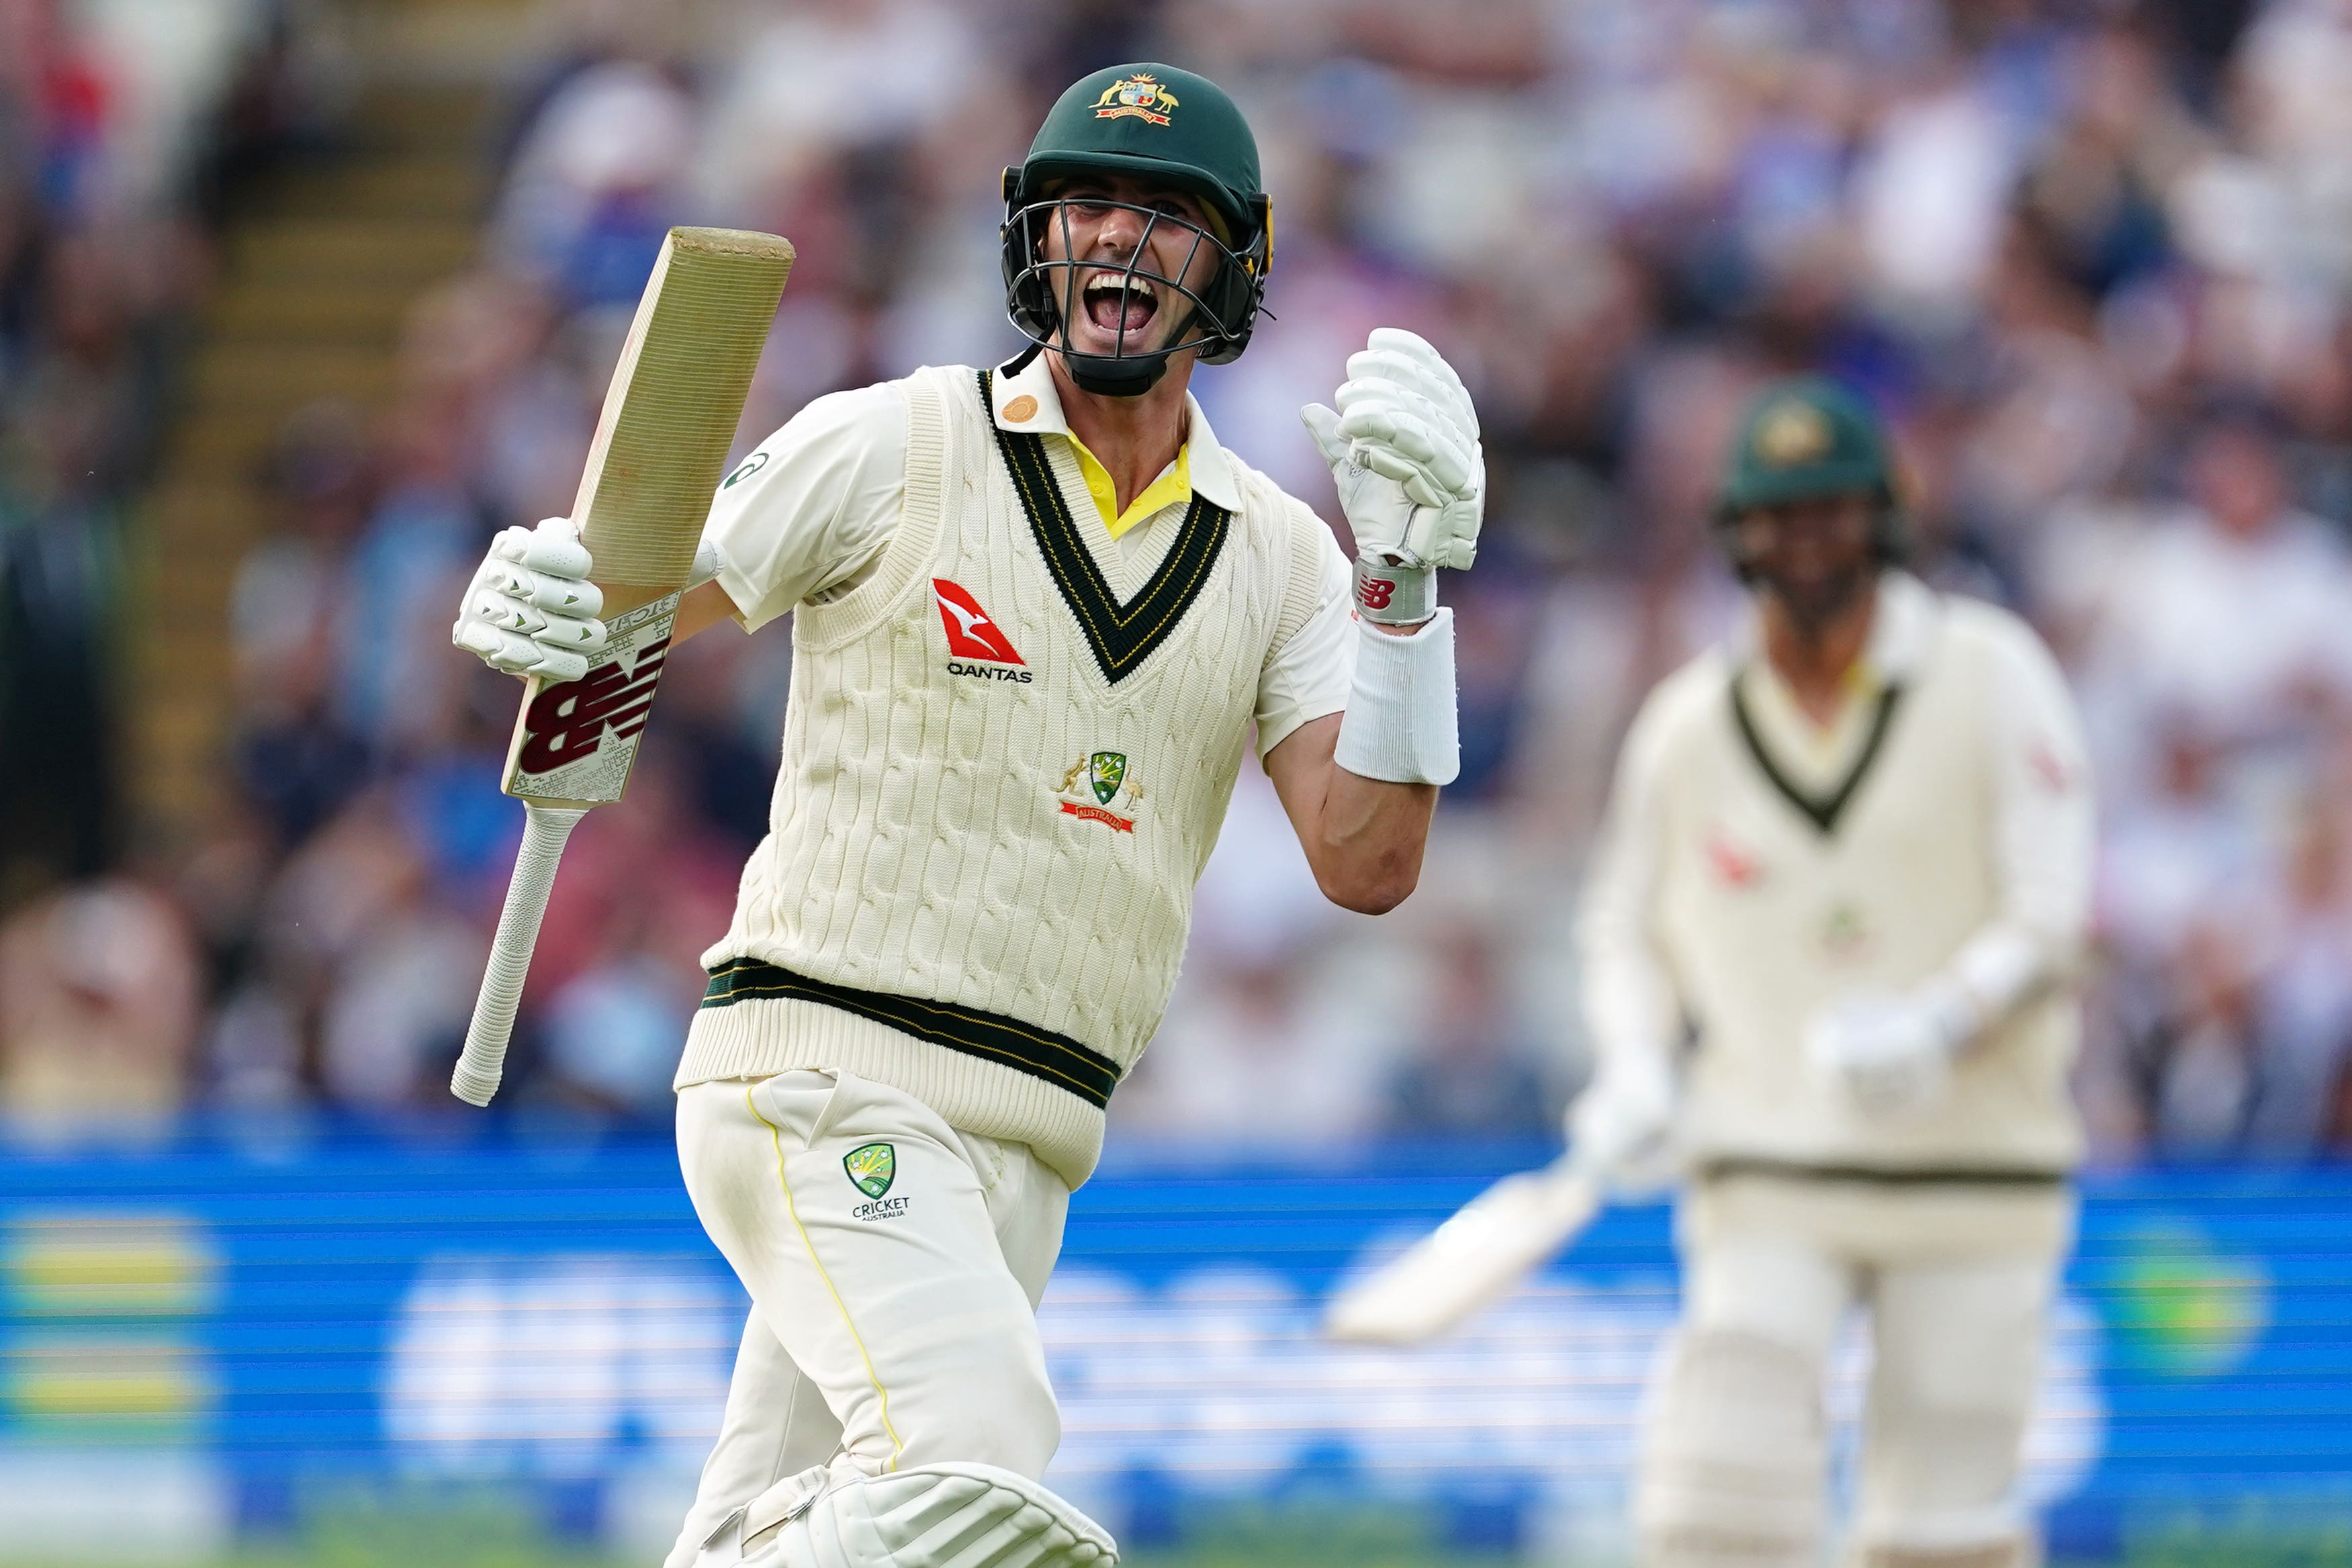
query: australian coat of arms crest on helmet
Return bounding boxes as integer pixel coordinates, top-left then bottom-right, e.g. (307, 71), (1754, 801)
(1092, 73), (1179, 126)
(1752, 400), (1834, 467)
(1054, 751), (1145, 832)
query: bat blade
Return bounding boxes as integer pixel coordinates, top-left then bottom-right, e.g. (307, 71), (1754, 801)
(1324, 1162), (1600, 1345)
(501, 225), (793, 809)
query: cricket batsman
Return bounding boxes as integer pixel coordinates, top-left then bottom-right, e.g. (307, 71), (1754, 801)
(1564, 377), (2095, 1568)
(450, 64), (1482, 1568)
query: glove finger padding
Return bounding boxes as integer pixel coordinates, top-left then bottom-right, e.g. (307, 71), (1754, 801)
(1341, 347), (1478, 439)
(469, 576), (604, 648)
(1333, 377), (1468, 452)
(472, 588), (546, 636)
(493, 516), (596, 580)
(1300, 402), (1349, 467)
(457, 520), (606, 680)
(1357, 327), (1478, 426)
(452, 618), (592, 683)
(1335, 406), (1477, 498)
(535, 571), (602, 618)
(1351, 442), (1464, 514)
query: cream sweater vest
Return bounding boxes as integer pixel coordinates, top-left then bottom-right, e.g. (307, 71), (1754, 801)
(1635, 600), (2085, 1177)
(676, 364), (1328, 1187)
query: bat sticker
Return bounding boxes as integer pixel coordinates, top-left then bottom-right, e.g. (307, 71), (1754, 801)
(504, 592), (680, 803)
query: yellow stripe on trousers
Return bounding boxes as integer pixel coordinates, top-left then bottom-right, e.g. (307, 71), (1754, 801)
(745, 1084), (904, 1469)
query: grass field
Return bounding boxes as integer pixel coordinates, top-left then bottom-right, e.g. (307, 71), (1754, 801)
(13, 1495), (2352, 1568)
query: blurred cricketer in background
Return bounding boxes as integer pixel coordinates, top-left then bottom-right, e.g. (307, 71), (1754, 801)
(452, 63), (1484, 1568)
(1564, 377), (2095, 1568)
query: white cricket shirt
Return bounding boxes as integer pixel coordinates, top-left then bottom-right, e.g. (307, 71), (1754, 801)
(703, 350), (1356, 758)
(1578, 572), (2097, 1176)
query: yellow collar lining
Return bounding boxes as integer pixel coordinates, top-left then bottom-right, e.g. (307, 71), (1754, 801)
(1066, 435), (1191, 539)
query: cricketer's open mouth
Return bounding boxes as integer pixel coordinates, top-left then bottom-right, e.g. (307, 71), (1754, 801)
(1082, 273), (1159, 339)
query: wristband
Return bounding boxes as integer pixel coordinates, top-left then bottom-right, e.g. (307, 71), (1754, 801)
(1335, 608), (1459, 785)
(1351, 556), (1437, 625)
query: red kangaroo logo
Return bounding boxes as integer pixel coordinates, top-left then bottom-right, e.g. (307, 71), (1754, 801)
(1703, 826), (1763, 888)
(516, 637), (670, 774)
(933, 579), (1025, 664)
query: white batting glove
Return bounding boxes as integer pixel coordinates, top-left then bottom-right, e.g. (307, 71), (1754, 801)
(1566, 1052), (1678, 1195)
(1804, 989), (1975, 1119)
(451, 517), (606, 683)
(1302, 328), (1484, 624)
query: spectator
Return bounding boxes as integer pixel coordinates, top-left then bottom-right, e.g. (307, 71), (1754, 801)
(0, 879), (200, 1131)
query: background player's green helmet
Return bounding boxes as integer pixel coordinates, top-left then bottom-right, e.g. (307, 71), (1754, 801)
(1002, 63), (1273, 396)
(1715, 374), (1908, 564)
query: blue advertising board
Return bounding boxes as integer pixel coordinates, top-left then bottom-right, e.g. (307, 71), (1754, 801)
(0, 1129), (2339, 1561)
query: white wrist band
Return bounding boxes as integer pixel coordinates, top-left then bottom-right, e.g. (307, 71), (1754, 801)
(1335, 608), (1459, 785)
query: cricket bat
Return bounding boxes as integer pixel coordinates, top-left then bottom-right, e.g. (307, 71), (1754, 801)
(449, 226), (793, 1107)
(1324, 1160), (1600, 1345)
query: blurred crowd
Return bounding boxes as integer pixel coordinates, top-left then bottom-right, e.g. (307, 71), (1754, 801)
(0, 0), (342, 1123)
(7, 0), (2352, 1168)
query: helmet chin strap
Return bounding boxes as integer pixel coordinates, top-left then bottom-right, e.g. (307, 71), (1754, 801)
(1061, 348), (1169, 397)
(1056, 304), (1205, 398)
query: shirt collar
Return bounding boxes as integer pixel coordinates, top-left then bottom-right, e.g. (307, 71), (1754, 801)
(989, 350), (1242, 513)
(1727, 569), (1942, 685)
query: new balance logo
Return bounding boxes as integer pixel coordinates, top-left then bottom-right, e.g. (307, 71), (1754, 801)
(515, 638), (670, 774)
(934, 578), (1032, 682)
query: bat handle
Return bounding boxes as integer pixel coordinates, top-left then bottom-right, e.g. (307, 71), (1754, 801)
(451, 802), (588, 1106)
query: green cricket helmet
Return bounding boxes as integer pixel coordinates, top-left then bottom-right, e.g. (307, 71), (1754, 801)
(1715, 374), (1909, 565)
(1001, 62), (1273, 396)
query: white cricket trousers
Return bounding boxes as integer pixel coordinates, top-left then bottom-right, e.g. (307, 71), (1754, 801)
(664, 1070), (1072, 1568)
(1637, 1174), (2074, 1568)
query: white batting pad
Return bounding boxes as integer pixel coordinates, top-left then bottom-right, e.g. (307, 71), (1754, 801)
(738, 1464), (1116, 1568)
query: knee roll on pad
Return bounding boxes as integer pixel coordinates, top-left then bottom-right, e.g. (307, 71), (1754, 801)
(1850, 1503), (2034, 1568)
(1637, 1329), (1827, 1565)
(1856, 1539), (2030, 1568)
(742, 1463), (1117, 1568)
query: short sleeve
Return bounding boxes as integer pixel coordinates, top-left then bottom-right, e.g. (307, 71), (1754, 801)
(1253, 521), (1354, 759)
(703, 381), (909, 632)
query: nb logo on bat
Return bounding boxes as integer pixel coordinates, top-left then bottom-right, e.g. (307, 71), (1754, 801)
(516, 637), (671, 774)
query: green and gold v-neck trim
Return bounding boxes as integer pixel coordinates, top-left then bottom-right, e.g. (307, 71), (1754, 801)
(1728, 672), (1906, 835)
(979, 367), (1231, 686)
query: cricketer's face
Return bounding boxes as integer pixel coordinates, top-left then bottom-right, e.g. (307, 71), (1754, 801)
(1035, 173), (1225, 365)
(1731, 493), (1878, 631)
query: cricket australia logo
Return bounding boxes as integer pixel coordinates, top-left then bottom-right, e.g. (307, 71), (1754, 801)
(844, 1143), (895, 1198)
(1054, 751), (1144, 833)
(1091, 72), (1179, 126)
(934, 578), (1032, 683)
(844, 1142), (909, 1221)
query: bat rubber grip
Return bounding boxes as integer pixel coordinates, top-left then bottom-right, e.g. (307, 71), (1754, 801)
(451, 803), (588, 1106)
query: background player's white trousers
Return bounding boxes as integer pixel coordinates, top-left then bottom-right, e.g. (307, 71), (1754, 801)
(1637, 1176), (2073, 1568)
(664, 1071), (1071, 1568)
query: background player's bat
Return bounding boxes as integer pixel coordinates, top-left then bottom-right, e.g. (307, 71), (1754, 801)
(449, 226), (793, 1107)
(1323, 1160), (1600, 1345)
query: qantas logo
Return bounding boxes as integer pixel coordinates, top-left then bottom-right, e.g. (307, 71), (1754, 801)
(934, 578), (1033, 682)
(515, 637), (669, 774)
(1702, 825), (1764, 888)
